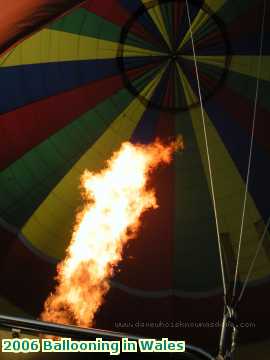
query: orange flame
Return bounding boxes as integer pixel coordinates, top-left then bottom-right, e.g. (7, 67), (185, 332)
(41, 138), (182, 327)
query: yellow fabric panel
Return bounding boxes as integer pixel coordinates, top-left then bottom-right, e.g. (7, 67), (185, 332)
(177, 63), (270, 281)
(22, 63), (168, 260)
(142, 0), (172, 50)
(178, 0), (226, 51)
(182, 55), (270, 82)
(0, 29), (164, 67)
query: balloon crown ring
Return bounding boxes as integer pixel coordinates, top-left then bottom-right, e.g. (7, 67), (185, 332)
(117, 0), (232, 113)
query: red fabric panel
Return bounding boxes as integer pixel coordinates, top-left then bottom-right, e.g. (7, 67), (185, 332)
(0, 226), (54, 315)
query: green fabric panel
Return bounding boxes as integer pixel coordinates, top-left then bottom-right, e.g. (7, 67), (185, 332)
(225, 69), (270, 112)
(49, 8), (159, 52)
(173, 111), (221, 292)
(197, 60), (270, 112)
(215, 0), (255, 26)
(160, 2), (174, 49)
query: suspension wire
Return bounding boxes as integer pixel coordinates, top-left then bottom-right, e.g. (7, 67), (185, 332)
(232, 0), (266, 301)
(237, 216), (270, 304)
(185, 0), (227, 300)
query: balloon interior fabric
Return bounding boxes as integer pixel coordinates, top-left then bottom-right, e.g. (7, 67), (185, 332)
(0, 0), (270, 356)
(0, 0), (86, 55)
